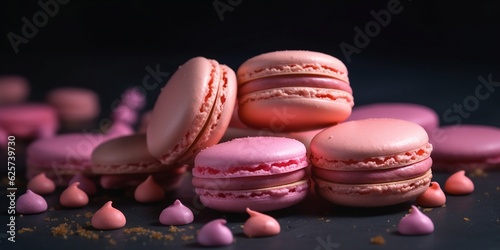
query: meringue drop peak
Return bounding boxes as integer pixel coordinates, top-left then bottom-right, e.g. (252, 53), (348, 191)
(398, 205), (434, 235)
(197, 219), (233, 246)
(134, 175), (165, 203)
(159, 199), (194, 225)
(60, 182), (89, 208)
(444, 170), (474, 195)
(416, 182), (446, 207)
(243, 207), (280, 237)
(27, 173), (56, 195)
(16, 190), (48, 214)
(91, 201), (126, 230)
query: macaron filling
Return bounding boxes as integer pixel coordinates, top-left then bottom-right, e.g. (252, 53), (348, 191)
(311, 142), (432, 170)
(312, 157), (432, 184)
(239, 87), (354, 106)
(195, 179), (309, 199)
(193, 168), (307, 190)
(239, 63), (348, 83)
(193, 155), (309, 178)
(238, 76), (352, 97)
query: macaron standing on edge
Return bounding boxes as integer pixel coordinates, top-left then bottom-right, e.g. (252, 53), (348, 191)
(236, 50), (354, 132)
(147, 56), (237, 166)
(310, 118), (433, 207)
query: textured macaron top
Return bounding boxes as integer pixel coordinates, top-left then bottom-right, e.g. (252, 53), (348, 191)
(193, 136), (309, 178)
(237, 50), (349, 84)
(310, 118), (432, 170)
(147, 56), (235, 165)
(430, 125), (500, 160)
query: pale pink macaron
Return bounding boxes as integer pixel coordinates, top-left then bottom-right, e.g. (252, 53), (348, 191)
(237, 50), (354, 132)
(147, 57), (237, 166)
(192, 136), (310, 212)
(310, 118), (433, 207)
(99, 165), (187, 190)
(91, 134), (166, 174)
(26, 122), (133, 185)
(0, 75), (30, 105)
(0, 104), (58, 145)
(346, 102), (439, 133)
(46, 87), (100, 128)
(429, 125), (500, 172)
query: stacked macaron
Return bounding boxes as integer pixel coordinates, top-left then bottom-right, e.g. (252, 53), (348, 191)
(236, 50), (353, 132)
(310, 118), (433, 207)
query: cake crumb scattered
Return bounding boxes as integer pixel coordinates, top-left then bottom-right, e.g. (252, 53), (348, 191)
(49, 207), (55, 211)
(84, 212), (93, 218)
(168, 225), (185, 233)
(51, 223), (72, 239)
(370, 235), (386, 245)
(44, 217), (51, 222)
(463, 217), (471, 222)
(18, 227), (34, 233)
(19, 214), (23, 218)
(109, 239), (117, 245)
(441, 204), (447, 208)
(423, 208), (433, 212)
(76, 224), (99, 240)
(496, 186), (500, 191)
(188, 225), (194, 230)
(181, 234), (194, 241)
(470, 169), (487, 177)
(165, 234), (174, 241)
(325, 219), (331, 223)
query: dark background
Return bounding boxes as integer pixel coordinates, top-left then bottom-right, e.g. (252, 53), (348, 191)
(1, 0), (499, 128)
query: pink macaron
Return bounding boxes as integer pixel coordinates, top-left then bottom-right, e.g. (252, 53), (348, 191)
(310, 118), (433, 207)
(45, 87), (100, 129)
(0, 104), (58, 146)
(147, 57), (237, 166)
(429, 125), (500, 172)
(236, 50), (354, 132)
(346, 102), (439, 133)
(0, 75), (30, 105)
(91, 134), (165, 174)
(192, 136), (310, 212)
(26, 121), (133, 185)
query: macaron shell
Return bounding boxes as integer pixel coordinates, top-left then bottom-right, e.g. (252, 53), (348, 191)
(0, 104), (58, 138)
(430, 125), (500, 160)
(238, 87), (353, 131)
(314, 170), (432, 207)
(46, 87), (100, 122)
(91, 134), (165, 174)
(237, 50), (348, 83)
(177, 65), (237, 164)
(193, 136), (308, 178)
(310, 118), (431, 169)
(346, 103), (439, 133)
(196, 179), (309, 212)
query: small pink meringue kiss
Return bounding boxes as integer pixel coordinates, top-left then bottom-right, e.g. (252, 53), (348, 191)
(134, 175), (165, 203)
(159, 199), (194, 225)
(91, 201), (126, 230)
(27, 173), (56, 195)
(416, 182), (446, 207)
(60, 182), (89, 208)
(444, 170), (474, 195)
(243, 208), (280, 237)
(69, 173), (97, 196)
(398, 205), (434, 235)
(16, 190), (48, 214)
(197, 219), (233, 247)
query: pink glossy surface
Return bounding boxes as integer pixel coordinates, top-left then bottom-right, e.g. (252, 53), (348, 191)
(134, 175), (165, 203)
(0, 104), (58, 141)
(398, 205), (434, 235)
(60, 182), (89, 208)
(444, 170), (474, 195)
(159, 199), (194, 226)
(243, 208), (280, 237)
(310, 118), (431, 170)
(27, 173), (56, 195)
(346, 103), (439, 132)
(197, 219), (233, 246)
(193, 137), (308, 178)
(68, 173), (97, 196)
(91, 201), (126, 230)
(16, 190), (48, 214)
(416, 181), (446, 207)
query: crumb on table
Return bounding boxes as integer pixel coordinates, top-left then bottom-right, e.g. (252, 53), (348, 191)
(18, 227), (35, 233)
(370, 235), (386, 245)
(463, 217), (471, 222)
